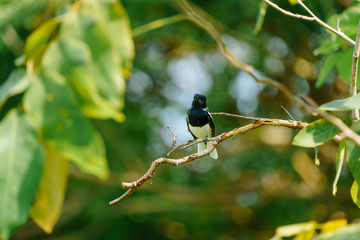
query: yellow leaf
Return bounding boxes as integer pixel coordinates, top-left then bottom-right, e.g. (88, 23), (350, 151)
(320, 219), (348, 233)
(289, 0), (303, 5)
(30, 145), (68, 234)
(294, 229), (315, 240)
(351, 180), (360, 207)
(276, 221), (317, 237)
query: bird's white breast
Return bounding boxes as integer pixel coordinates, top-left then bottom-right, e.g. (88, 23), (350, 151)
(189, 123), (211, 139)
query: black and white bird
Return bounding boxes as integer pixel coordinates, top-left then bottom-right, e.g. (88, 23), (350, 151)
(187, 94), (218, 159)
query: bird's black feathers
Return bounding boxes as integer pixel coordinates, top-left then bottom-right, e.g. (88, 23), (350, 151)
(186, 94), (215, 139)
(186, 94), (218, 159)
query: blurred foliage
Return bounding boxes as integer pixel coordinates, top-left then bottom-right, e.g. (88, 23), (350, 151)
(1, 0), (360, 239)
(315, 5), (360, 89)
(0, 0), (134, 238)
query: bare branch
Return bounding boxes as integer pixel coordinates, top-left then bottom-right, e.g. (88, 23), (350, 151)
(336, 18), (341, 32)
(167, 125), (177, 146)
(109, 117), (308, 205)
(176, 0), (310, 114)
(109, 189), (135, 205)
(264, 0), (315, 22)
(350, 21), (360, 121)
(264, 0), (355, 46)
(281, 105), (296, 121)
(211, 112), (260, 121)
(296, 0), (354, 45)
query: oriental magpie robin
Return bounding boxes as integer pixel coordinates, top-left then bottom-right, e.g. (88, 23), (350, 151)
(187, 94), (218, 159)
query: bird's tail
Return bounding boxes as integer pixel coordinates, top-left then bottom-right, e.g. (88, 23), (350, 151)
(197, 142), (218, 159)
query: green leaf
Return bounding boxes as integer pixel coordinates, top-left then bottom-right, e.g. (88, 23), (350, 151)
(351, 181), (360, 208)
(314, 37), (347, 56)
(345, 121), (360, 201)
(24, 18), (61, 58)
(314, 5), (360, 55)
(101, 0), (134, 76)
(26, 0), (135, 122)
(24, 72), (109, 180)
(314, 146), (320, 166)
(24, 18), (62, 71)
(0, 68), (30, 109)
(0, 110), (45, 240)
(292, 119), (340, 148)
(333, 141), (345, 196)
(30, 145), (68, 234)
(316, 53), (337, 88)
(253, 1), (268, 35)
(319, 93), (360, 111)
(335, 47), (360, 88)
(41, 25), (125, 122)
(316, 47), (360, 89)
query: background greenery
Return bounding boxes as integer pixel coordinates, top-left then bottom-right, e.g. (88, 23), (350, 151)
(1, 0), (360, 239)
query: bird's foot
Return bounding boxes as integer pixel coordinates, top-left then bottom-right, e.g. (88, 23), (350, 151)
(203, 136), (209, 144)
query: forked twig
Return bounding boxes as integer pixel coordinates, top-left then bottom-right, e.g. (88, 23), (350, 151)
(264, 0), (355, 46)
(167, 125), (177, 146)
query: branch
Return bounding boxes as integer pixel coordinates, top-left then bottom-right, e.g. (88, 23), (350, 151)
(167, 125), (177, 146)
(350, 21), (360, 121)
(264, 0), (355, 46)
(264, 0), (315, 22)
(211, 112), (260, 121)
(318, 111), (360, 145)
(109, 116), (308, 205)
(176, 0), (311, 115)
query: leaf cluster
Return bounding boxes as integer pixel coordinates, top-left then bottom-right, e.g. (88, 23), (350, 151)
(0, 0), (134, 238)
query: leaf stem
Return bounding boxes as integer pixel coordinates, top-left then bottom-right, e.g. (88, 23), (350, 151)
(350, 21), (360, 121)
(132, 14), (187, 37)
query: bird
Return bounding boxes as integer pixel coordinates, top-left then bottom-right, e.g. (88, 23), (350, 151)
(187, 94), (218, 159)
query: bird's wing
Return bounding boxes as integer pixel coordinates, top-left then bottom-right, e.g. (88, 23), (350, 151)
(187, 108), (197, 139)
(205, 108), (215, 137)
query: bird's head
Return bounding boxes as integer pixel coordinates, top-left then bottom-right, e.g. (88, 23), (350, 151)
(192, 94), (207, 108)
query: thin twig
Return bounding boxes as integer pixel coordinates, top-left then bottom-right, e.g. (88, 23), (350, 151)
(350, 21), (360, 121)
(297, 0), (354, 45)
(264, 0), (355, 46)
(167, 125), (177, 146)
(109, 189), (135, 205)
(281, 105), (296, 121)
(264, 0), (315, 21)
(211, 112), (260, 121)
(109, 117), (308, 205)
(336, 18), (341, 32)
